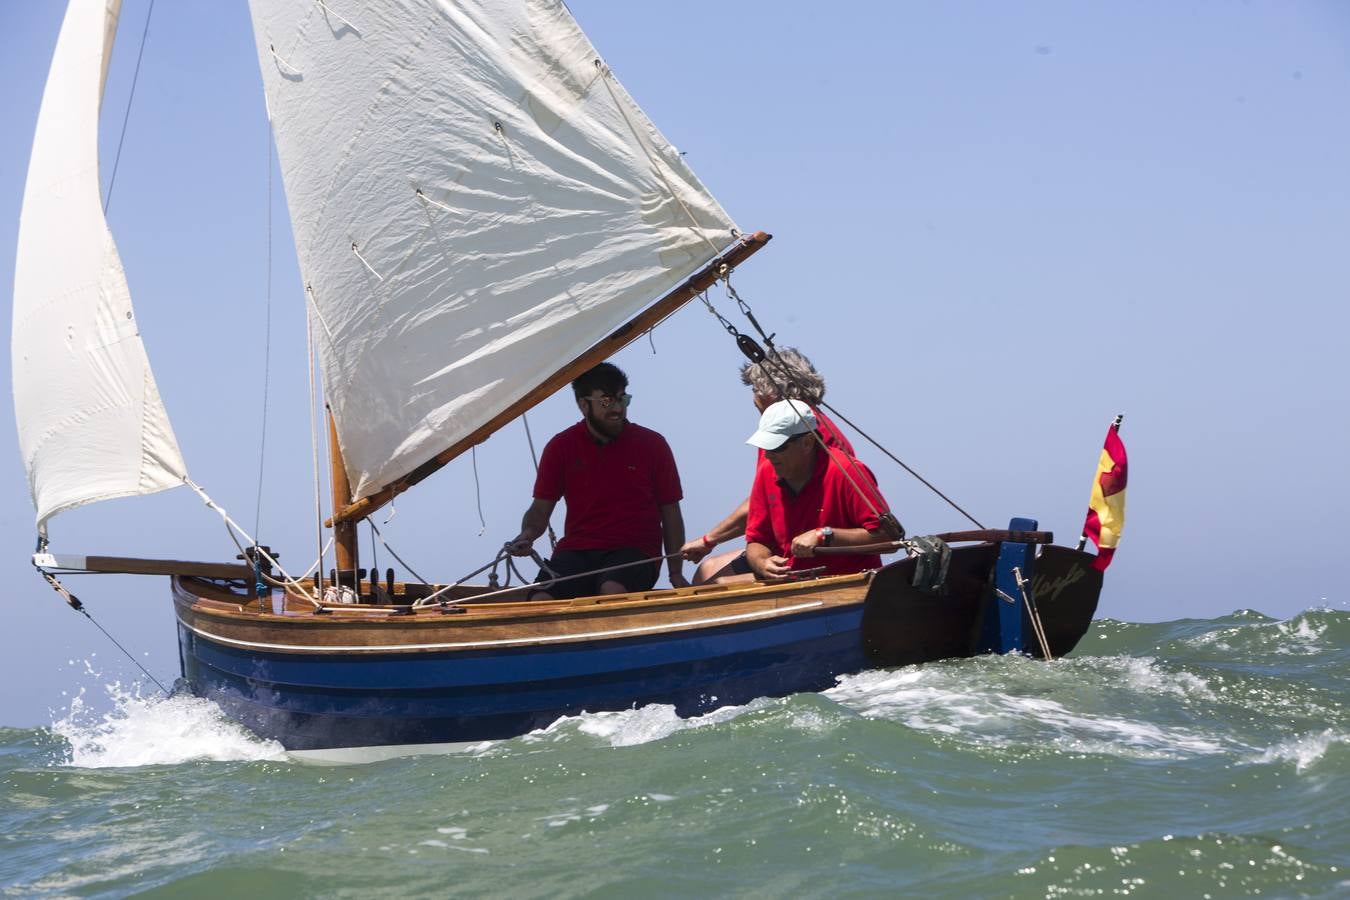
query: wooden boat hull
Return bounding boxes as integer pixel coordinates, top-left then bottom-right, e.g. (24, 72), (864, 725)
(173, 575), (872, 751)
(861, 543), (1102, 665)
(172, 543), (1103, 752)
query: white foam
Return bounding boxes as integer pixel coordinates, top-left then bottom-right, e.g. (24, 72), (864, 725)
(826, 665), (1229, 759)
(531, 699), (763, 748)
(1083, 655), (1216, 700)
(573, 703), (688, 746)
(536, 801), (611, 829)
(1187, 613), (1328, 656)
(1249, 729), (1345, 773)
(49, 678), (284, 768)
(419, 838), (488, 854)
(1272, 616), (1327, 655)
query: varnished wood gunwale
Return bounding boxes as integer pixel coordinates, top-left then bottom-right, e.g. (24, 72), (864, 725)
(173, 571), (871, 654)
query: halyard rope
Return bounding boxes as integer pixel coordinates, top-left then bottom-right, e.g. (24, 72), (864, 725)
(305, 310), (326, 596)
(104, 0), (156, 214)
(254, 111), (276, 538)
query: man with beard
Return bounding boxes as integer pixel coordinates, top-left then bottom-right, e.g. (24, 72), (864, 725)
(508, 362), (688, 600)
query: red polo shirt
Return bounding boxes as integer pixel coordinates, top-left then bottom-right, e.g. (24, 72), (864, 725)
(534, 420), (682, 558)
(745, 446), (888, 576)
(754, 406), (855, 468)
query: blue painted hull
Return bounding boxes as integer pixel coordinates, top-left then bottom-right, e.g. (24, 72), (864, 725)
(178, 605), (867, 751)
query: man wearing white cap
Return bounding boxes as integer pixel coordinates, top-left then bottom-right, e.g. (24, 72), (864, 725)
(681, 347), (856, 582)
(743, 400), (892, 579)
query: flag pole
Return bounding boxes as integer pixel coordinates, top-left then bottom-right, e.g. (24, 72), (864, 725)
(1077, 413), (1125, 551)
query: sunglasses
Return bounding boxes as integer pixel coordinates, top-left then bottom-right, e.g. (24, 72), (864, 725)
(765, 432), (809, 454)
(586, 392), (631, 410)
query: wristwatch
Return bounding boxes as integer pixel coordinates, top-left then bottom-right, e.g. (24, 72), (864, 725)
(820, 526), (834, 546)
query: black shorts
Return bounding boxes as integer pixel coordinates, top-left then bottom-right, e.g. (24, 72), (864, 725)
(707, 550), (753, 580)
(529, 547), (658, 600)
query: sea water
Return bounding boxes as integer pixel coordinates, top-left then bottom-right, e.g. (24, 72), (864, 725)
(2, 608), (1346, 898)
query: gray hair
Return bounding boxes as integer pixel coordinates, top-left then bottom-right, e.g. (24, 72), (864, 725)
(739, 347), (826, 405)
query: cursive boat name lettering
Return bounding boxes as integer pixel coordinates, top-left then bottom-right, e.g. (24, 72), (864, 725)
(1030, 564), (1086, 604)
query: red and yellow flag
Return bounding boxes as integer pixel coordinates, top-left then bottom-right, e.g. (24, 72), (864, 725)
(1082, 418), (1127, 571)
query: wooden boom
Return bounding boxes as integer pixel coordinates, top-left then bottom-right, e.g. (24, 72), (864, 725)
(35, 554), (252, 580)
(328, 230), (773, 527)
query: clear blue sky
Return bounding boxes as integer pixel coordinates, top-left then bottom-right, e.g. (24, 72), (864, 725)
(3, 2), (1347, 726)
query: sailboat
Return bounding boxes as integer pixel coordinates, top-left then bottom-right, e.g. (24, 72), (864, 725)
(14, 0), (1108, 757)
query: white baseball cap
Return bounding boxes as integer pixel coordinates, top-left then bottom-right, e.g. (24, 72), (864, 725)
(746, 399), (817, 450)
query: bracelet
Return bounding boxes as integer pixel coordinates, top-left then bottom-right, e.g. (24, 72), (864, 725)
(701, 533), (716, 549)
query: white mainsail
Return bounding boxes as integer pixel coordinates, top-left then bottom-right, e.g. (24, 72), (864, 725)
(248, 0), (738, 501)
(12, 0), (188, 530)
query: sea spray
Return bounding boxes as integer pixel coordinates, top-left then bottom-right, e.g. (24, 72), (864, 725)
(48, 667), (283, 768)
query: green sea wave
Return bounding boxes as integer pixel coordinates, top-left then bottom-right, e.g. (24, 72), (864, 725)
(1, 609), (1346, 897)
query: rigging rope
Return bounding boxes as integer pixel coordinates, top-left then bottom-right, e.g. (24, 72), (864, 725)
(593, 60), (724, 262)
(699, 277), (984, 530)
(696, 280), (890, 527)
(369, 519), (380, 596)
(739, 328), (904, 533)
(185, 479), (323, 607)
(103, 0), (156, 213)
(34, 565), (171, 696)
(470, 446), (487, 536)
(520, 413), (558, 551)
(368, 520), (430, 585)
(410, 543), (542, 608)
(818, 400), (984, 529)
(411, 548), (675, 610)
(254, 113), (276, 538)
(305, 313), (326, 595)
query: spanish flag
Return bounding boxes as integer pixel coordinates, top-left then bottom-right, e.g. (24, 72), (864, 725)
(1082, 416), (1127, 571)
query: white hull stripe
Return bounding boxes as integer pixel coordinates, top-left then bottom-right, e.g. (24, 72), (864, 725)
(178, 600), (828, 653)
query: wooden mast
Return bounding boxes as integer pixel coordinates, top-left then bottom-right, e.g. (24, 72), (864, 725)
(326, 407), (359, 582)
(327, 230), (773, 527)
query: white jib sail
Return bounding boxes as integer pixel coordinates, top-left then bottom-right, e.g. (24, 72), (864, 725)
(248, 0), (739, 501)
(12, 0), (188, 529)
